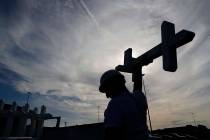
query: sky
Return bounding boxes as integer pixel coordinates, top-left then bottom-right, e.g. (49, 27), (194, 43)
(0, 0), (210, 129)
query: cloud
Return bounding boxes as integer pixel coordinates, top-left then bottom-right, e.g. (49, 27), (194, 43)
(0, 63), (28, 85)
(0, 0), (210, 129)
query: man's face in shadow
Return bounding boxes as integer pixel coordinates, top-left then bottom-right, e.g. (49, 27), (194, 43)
(105, 87), (115, 98)
(103, 80), (120, 98)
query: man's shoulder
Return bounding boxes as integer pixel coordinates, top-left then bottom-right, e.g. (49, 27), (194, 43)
(108, 92), (136, 108)
(112, 91), (133, 102)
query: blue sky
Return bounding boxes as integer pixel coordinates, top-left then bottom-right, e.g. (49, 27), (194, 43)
(0, 0), (210, 129)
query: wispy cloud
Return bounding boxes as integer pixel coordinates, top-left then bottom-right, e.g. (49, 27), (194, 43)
(0, 0), (209, 128)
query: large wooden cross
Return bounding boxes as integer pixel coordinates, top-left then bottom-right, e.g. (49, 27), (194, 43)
(116, 21), (195, 92)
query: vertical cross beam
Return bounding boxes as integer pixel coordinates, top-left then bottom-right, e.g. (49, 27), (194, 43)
(132, 69), (143, 92)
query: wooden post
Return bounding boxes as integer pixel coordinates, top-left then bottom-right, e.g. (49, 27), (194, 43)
(0, 99), (4, 110)
(56, 117), (61, 128)
(3, 102), (16, 137)
(132, 69), (143, 92)
(36, 105), (46, 138)
(0, 99), (4, 136)
(15, 103), (29, 137)
(29, 107), (38, 137)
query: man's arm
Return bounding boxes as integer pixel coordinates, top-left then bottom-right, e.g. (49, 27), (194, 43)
(104, 99), (124, 140)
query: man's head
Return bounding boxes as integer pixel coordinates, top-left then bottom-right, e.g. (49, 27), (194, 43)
(99, 69), (126, 98)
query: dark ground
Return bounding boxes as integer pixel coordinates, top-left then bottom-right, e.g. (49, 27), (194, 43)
(42, 123), (210, 140)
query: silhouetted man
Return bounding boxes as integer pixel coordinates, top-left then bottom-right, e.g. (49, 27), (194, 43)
(99, 70), (149, 140)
